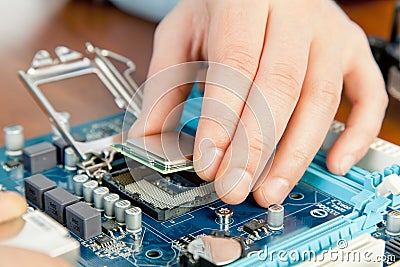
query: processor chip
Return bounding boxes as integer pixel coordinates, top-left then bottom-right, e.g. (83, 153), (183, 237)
(111, 131), (194, 174)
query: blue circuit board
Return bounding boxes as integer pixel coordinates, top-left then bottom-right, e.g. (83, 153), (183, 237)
(0, 112), (399, 267)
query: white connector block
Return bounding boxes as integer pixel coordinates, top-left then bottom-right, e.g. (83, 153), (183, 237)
(0, 210), (80, 264)
(376, 174), (400, 197)
(321, 121), (400, 172)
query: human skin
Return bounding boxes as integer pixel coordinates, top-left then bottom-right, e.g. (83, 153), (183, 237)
(0, 192), (71, 267)
(132, 0), (388, 207)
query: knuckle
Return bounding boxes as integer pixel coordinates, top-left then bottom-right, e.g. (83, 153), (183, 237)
(376, 79), (389, 109)
(212, 121), (237, 148)
(218, 112), (239, 133)
(291, 148), (312, 168)
(309, 80), (341, 109)
(246, 133), (272, 172)
(348, 22), (369, 47)
(214, 46), (259, 78)
(380, 92), (389, 108)
(249, 134), (266, 155)
(268, 61), (302, 102)
(154, 23), (168, 43)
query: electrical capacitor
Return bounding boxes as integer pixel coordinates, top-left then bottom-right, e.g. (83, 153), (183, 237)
(93, 187), (109, 211)
(82, 180), (98, 204)
(4, 125), (24, 156)
(267, 204), (284, 230)
(72, 174), (89, 197)
(103, 193), (119, 219)
(125, 207), (142, 234)
(115, 200), (131, 224)
(64, 147), (78, 171)
(386, 210), (400, 235)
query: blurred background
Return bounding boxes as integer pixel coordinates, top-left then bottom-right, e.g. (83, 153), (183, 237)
(0, 0), (398, 146)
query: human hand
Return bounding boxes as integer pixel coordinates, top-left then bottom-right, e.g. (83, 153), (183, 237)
(0, 191), (71, 267)
(132, 0), (387, 207)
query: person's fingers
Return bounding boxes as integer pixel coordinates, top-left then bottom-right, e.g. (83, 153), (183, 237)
(326, 28), (388, 175)
(254, 39), (343, 207)
(130, 1), (197, 137)
(212, 2), (312, 204)
(0, 191), (27, 224)
(0, 246), (72, 267)
(0, 217), (25, 240)
(193, 0), (269, 181)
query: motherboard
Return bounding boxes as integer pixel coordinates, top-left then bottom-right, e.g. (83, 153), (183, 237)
(1, 44), (400, 267)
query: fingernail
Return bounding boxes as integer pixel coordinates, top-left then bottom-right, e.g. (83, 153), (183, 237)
(194, 146), (223, 180)
(262, 178), (290, 205)
(339, 155), (355, 175)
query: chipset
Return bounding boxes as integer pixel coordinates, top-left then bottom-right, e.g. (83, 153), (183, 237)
(111, 131), (194, 174)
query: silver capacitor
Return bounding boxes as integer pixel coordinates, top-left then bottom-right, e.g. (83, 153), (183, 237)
(93, 186), (109, 211)
(103, 193), (120, 219)
(82, 180), (98, 204)
(64, 147), (78, 171)
(115, 200), (131, 224)
(386, 210), (400, 235)
(4, 125), (24, 156)
(52, 112), (70, 141)
(267, 204), (284, 230)
(72, 174), (89, 197)
(125, 207), (142, 233)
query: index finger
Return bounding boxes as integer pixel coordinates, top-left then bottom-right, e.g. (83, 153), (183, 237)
(193, 0), (269, 181)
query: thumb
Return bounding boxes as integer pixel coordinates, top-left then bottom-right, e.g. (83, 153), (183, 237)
(0, 246), (73, 267)
(0, 191), (27, 224)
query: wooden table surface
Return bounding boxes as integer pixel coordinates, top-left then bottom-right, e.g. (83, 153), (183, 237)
(0, 0), (398, 147)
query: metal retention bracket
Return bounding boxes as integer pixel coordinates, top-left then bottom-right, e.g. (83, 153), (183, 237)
(18, 43), (142, 160)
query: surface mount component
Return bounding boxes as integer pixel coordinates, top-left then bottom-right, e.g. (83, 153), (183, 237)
(267, 204), (284, 230)
(18, 43), (141, 160)
(93, 186), (109, 211)
(0, 210), (80, 264)
(53, 137), (69, 164)
(94, 236), (113, 248)
(23, 142), (57, 173)
(243, 220), (265, 235)
(24, 174), (57, 209)
(2, 159), (22, 171)
(114, 200), (131, 224)
(44, 187), (79, 223)
(64, 147), (78, 171)
(3, 125), (24, 156)
(65, 202), (102, 240)
(125, 206), (142, 233)
(72, 174), (89, 197)
(103, 193), (120, 218)
(82, 180), (98, 203)
(102, 220), (122, 234)
(94, 236), (114, 249)
(387, 210), (400, 235)
(111, 131), (195, 174)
